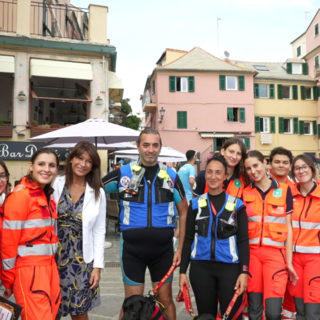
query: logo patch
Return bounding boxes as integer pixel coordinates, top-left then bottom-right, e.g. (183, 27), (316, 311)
(124, 193), (132, 198)
(234, 179), (242, 188)
(167, 177), (175, 188)
(273, 188), (282, 198)
(120, 176), (130, 188)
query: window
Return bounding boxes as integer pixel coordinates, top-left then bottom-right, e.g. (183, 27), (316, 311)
(305, 87), (313, 100)
(227, 108), (238, 122)
(258, 84), (268, 98)
(226, 76), (237, 90)
(315, 23), (319, 36)
(152, 80), (155, 95)
(282, 86), (291, 99)
(297, 46), (301, 57)
(260, 117), (269, 133)
(292, 63), (302, 74)
(176, 77), (188, 92)
(169, 76), (194, 92)
(177, 111), (187, 128)
(283, 118), (292, 133)
(253, 65), (268, 71)
(315, 56), (319, 69)
(304, 122), (312, 135)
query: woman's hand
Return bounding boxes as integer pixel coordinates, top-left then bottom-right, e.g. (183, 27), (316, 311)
(179, 273), (190, 292)
(173, 249), (181, 266)
(89, 268), (101, 289)
(3, 288), (12, 299)
(287, 264), (299, 286)
(234, 273), (248, 295)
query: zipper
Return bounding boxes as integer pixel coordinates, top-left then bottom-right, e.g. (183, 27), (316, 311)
(309, 276), (320, 286)
(147, 180), (152, 227)
(210, 202), (216, 261)
(260, 198), (265, 246)
(294, 197), (306, 252)
(26, 230), (47, 246)
(272, 268), (287, 280)
(305, 198), (312, 218)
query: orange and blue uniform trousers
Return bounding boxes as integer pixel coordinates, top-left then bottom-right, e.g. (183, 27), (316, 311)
(1, 177), (61, 320)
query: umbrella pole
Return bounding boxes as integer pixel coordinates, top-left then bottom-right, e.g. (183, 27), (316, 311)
(95, 137), (97, 149)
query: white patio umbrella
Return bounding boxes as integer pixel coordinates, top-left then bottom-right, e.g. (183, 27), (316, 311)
(28, 118), (140, 147)
(48, 141), (138, 150)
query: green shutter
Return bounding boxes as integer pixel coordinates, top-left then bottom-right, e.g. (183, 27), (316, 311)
(238, 76), (245, 91)
(316, 56), (319, 68)
(313, 86), (319, 100)
(152, 80), (155, 95)
(318, 124), (320, 139)
(302, 63), (308, 75)
(293, 117), (299, 134)
(227, 108), (234, 121)
(214, 138), (217, 151)
(169, 76), (175, 92)
(239, 108), (245, 122)
(287, 62), (292, 74)
(299, 120), (305, 135)
(244, 137), (250, 150)
(254, 84), (259, 98)
(188, 76), (195, 92)
(277, 84), (283, 99)
(270, 117), (275, 133)
(313, 120), (317, 135)
(300, 86), (306, 100)
(269, 84), (275, 98)
(279, 117), (284, 133)
(292, 85), (298, 100)
(177, 111), (187, 129)
(255, 116), (260, 133)
(315, 23), (319, 36)
(219, 75), (226, 90)
(297, 46), (301, 57)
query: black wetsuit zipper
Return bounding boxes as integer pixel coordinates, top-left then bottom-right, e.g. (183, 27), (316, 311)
(147, 180), (152, 227)
(210, 205), (216, 261)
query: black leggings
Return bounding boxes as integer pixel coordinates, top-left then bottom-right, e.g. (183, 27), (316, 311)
(190, 260), (243, 319)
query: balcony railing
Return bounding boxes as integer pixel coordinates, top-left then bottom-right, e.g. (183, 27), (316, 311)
(30, 1), (88, 40)
(0, 1), (17, 34)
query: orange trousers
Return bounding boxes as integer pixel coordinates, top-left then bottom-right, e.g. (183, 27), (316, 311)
(13, 262), (61, 320)
(248, 247), (287, 300)
(288, 252), (320, 304)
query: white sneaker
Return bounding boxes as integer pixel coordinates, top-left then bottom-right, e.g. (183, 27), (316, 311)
(104, 241), (113, 249)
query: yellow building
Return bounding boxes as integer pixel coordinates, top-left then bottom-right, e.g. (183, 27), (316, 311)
(233, 59), (318, 158)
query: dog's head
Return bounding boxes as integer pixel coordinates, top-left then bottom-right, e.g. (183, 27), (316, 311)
(194, 314), (216, 320)
(121, 295), (155, 320)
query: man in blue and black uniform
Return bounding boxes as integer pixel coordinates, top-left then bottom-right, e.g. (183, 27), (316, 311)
(103, 128), (188, 320)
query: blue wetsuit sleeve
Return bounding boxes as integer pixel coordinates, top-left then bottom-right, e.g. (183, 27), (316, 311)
(173, 174), (185, 205)
(102, 169), (120, 194)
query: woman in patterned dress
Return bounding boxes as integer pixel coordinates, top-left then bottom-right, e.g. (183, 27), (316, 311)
(53, 141), (106, 320)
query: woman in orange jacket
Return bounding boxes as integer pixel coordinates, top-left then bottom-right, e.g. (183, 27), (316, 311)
(288, 154), (320, 320)
(243, 150), (297, 320)
(1, 148), (61, 320)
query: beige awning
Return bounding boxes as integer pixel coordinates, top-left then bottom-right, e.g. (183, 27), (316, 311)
(200, 133), (234, 138)
(0, 55), (14, 73)
(30, 59), (93, 80)
(109, 71), (124, 102)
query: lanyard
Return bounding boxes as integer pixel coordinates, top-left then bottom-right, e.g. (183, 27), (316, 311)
(210, 201), (217, 216)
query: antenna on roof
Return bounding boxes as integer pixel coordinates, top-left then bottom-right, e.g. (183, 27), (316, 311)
(224, 51), (230, 58)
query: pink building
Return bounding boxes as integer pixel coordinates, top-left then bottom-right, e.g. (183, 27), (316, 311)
(142, 47), (256, 168)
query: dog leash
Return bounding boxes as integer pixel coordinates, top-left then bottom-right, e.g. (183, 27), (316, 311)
(176, 285), (196, 318)
(151, 264), (177, 296)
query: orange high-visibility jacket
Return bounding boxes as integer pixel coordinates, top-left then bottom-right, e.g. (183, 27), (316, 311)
(0, 204), (3, 287)
(1, 177), (59, 289)
(204, 175), (245, 198)
(242, 181), (288, 249)
(291, 184), (320, 254)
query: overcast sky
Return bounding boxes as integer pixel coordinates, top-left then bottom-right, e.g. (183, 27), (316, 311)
(73, 0), (319, 113)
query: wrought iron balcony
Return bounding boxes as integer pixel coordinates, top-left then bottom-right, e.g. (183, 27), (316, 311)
(0, 1), (17, 33)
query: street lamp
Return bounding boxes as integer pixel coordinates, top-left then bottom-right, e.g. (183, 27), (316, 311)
(158, 107), (166, 123)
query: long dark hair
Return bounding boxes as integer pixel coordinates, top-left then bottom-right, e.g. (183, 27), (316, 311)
(26, 147), (59, 194)
(64, 141), (102, 201)
(244, 150), (266, 183)
(0, 159), (10, 195)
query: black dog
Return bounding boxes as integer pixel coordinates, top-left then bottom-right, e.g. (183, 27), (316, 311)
(194, 314), (216, 320)
(121, 294), (163, 320)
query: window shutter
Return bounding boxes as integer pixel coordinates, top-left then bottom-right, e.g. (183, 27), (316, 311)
(177, 112), (181, 128)
(220, 75), (226, 90)
(297, 46), (301, 57)
(269, 84), (275, 98)
(302, 63), (308, 75)
(299, 120), (304, 135)
(238, 76), (245, 91)
(287, 63), (292, 74)
(279, 117), (284, 133)
(292, 85), (298, 100)
(227, 108), (234, 121)
(214, 138), (217, 151)
(300, 86), (306, 100)
(313, 120), (317, 135)
(270, 117), (275, 133)
(182, 112), (187, 128)
(177, 111), (187, 128)
(152, 80), (155, 95)
(244, 137), (250, 150)
(316, 23), (319, 36)
(169, 76), (176, 92)
(255, 116), (260, 133)
(318, 124), (320, 139)
(316, 56), (319, 68)
(239, 108), (245, 122)
(254, 84), (259, 98)
(188, 76), (195, 92)
(277, 84), (283, 99)
(313, 86), (319, 100)
(293, 117), (299, 134)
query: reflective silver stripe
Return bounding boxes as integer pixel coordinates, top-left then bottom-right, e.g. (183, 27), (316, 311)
(249, 238), (259, 244)
(3, 218), (53, 230)
(265, 216), (287, 224)
(159, 163), (166, 171)
(248, 216), (261, 222)
(2, 257), (16, 271)
(283, 309), (296, 319)
(167, 201), (175, 225)
(292, 221), (320, 230)
(294, 245), (320, 253)
(263, 238), (285, 247)
(18, 243), (58, 257)
(229, 235), (238, 262)
(191, 234), (198, 258)
(196, 194), (208, 220)
(227, 195), (236, 203)
(122, 201), (130, 225)
(119, 186), (127, 193)
(16, 184), (24, 191)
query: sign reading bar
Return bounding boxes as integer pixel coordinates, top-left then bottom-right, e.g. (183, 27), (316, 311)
(0, 141), (70, 161)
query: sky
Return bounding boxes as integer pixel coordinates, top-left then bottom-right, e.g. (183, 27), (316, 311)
(73, 0), (319, 114)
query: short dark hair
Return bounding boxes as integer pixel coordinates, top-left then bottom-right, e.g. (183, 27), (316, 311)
(186, 150), (197, 161)
(137, 127), (162, 146)
(270, 147), (293, 164)
(206, 155), (228, 174)
(291, 154), (316, 182)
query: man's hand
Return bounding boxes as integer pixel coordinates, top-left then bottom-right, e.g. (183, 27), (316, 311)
(173, 249), (181, 266)
(3, 288), (12, 299)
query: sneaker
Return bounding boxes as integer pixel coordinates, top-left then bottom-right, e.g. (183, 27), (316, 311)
(104, 241), (113, 249)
